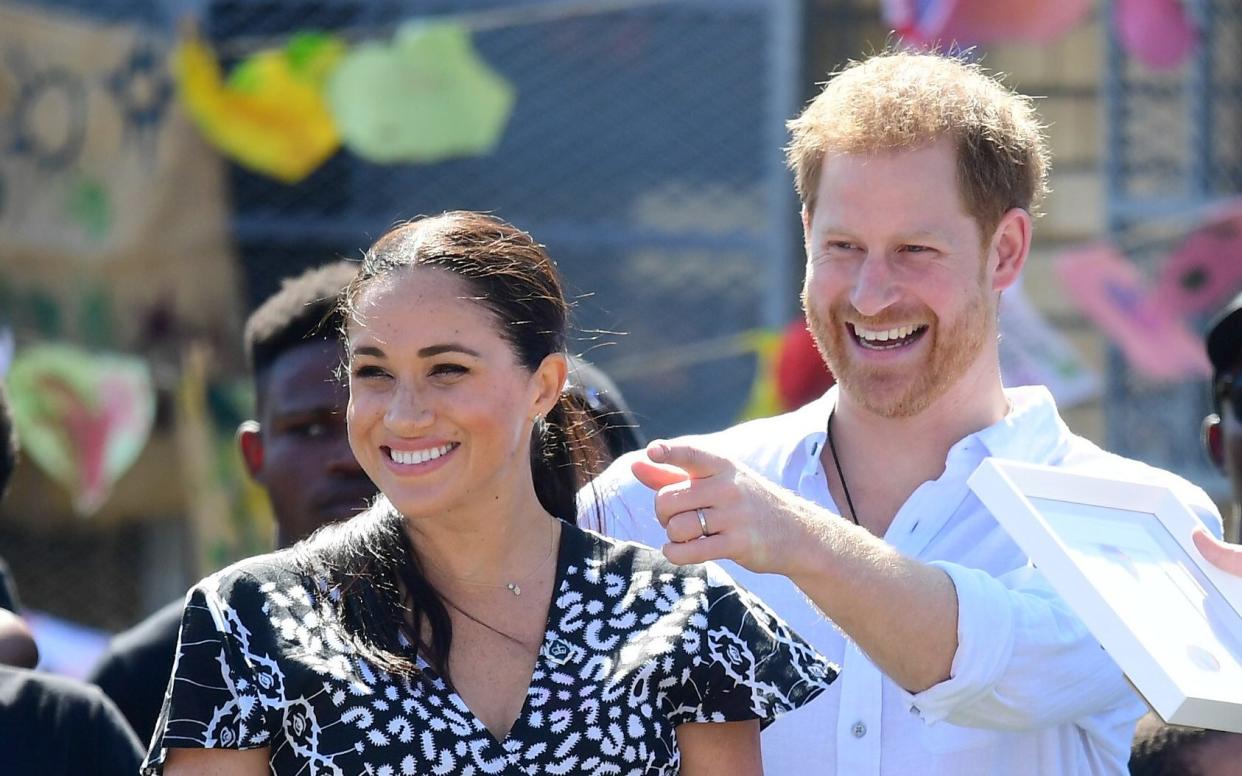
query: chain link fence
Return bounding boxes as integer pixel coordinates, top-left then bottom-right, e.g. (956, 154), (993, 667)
(1, 0), (803, 643)
(1103, 0), (1240, 500)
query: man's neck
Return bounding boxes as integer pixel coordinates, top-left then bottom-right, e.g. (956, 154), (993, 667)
(823, 368), (1010, 536)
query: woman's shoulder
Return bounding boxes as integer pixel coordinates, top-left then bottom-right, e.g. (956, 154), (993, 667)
(569, 524), (743, 592)
(193, 548), (313, 601)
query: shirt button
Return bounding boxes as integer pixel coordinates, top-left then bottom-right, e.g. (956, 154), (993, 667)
(852, 721), (867, 738)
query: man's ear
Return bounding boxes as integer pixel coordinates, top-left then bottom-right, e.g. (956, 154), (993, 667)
(1203, 414), (1225, 470)
(237, 420), (265, 478)
(989, 208), (1032, 293)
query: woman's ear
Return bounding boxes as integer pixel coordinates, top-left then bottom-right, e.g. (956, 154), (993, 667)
(532, 353), (569, 418)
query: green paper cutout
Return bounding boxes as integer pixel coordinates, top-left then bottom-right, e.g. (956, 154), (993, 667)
(327, 22), (516, 164)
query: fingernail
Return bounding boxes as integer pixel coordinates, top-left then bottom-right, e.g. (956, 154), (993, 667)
(648, 441), (668, 460)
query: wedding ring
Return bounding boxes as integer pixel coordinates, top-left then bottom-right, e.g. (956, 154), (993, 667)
(696, 508), (710, 537)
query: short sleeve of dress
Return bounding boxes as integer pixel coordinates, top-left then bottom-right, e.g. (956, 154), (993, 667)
(142, 567), (284, 774)
(668, 562), (837, 729)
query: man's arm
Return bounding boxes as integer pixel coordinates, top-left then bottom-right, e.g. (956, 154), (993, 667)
(633, 440), (1145, 731)
(633, 441), (957, 692)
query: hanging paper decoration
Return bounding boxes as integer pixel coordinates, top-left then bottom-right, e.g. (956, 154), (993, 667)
(998, 280), (1099, 408)
(738, 329), (783, 421)
(1152, 200), (1242, 317)
(1115, 0), (1197, 71)
(173, 31), (345, 183)
(327, 22), (515, 164)
(6, 344), (156, 515)
(882, 0), (1091, 47)
(774, 320), (835, 413)
(1054, 243), (1209, 382)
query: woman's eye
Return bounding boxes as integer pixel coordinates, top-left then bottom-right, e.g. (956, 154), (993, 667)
(430, 364), (468, 377)
(352, 365), (389, 379)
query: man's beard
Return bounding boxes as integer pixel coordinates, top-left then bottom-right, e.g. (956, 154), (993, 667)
(805, 287), (993, 419)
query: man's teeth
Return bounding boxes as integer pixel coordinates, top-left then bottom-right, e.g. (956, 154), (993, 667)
(855, 324), (923, 345)
(389, 444), (455, 465)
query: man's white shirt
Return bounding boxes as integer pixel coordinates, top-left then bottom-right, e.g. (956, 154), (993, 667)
(579, 385), (1222, 776)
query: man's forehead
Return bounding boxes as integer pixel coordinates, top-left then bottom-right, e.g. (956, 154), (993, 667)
(261, 339), (347, 412)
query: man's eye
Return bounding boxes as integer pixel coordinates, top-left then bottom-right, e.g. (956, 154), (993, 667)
(300, 422), (329, 438)
(902, 244), (932, 254)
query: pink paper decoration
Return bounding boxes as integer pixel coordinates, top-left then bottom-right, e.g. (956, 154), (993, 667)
(1055, 243), (1210, 382)
(1115, 0), (1197, 71)
(883, 0), (1091, 46)
(1153, 200), (1242, 317)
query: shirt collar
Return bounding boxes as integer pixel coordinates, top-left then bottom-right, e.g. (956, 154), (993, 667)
(773, 388), (837, 480)
(781, 385), (1067, 476)
(972, 385), (1068, 463)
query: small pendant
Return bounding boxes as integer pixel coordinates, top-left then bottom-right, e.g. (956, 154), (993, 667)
(507, 583), (521, 596)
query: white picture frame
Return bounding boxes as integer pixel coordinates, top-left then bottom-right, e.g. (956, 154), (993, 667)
(967, 458), (1242, 732)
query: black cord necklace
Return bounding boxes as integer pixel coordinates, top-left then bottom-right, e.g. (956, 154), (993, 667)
(826, 409), (861, 526)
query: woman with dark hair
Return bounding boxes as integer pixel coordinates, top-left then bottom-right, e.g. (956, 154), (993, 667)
(145, 212), (835, 775)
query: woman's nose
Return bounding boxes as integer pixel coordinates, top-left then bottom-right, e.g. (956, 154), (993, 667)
(383, 386), (434, 433)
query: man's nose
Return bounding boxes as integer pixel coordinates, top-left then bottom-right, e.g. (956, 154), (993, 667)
(849, 252), (900, 317)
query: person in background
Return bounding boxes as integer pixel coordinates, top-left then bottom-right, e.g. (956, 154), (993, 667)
(588, 51), (1222, 775)
(1129, 711), (1242, 776)
(1195, 290), (1242, 569)
(88, 262), (377, 744)
(146, 211), (834, 775)
(0, 387), (37, 669)
(1127, 290), (1242, 773)
(0, 385), (144, 773)
(567, 354), (646, 459)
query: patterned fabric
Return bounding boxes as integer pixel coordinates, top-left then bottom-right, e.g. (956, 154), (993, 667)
(143, 524), (836, 775)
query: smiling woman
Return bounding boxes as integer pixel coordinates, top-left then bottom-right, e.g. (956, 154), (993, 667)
(143, 212), (836, 776)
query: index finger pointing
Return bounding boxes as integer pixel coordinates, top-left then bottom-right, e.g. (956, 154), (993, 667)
(646, 440), (731, 479)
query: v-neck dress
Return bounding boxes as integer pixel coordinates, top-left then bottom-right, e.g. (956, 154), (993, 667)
(143, 524), (837, 775)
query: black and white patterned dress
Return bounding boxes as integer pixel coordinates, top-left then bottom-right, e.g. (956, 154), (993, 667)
(143, 524), (836, 775)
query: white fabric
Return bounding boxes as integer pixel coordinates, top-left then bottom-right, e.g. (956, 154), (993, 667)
(579, 385), (1223, 776)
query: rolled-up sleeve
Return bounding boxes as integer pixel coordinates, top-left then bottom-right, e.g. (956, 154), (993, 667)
(906, 561), (1142, 731)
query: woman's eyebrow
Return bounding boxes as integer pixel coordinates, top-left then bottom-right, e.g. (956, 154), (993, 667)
(417, 344), (481, 358)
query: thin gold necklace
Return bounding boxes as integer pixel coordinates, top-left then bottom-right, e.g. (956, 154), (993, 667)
(422, 518), (558, 597)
